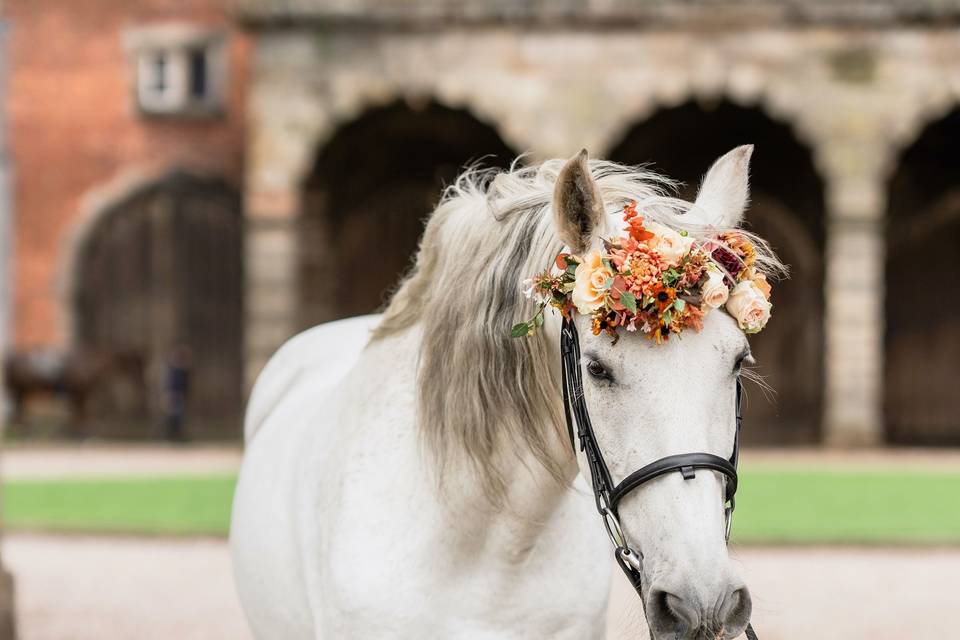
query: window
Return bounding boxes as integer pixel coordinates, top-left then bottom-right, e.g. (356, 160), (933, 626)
(188, 48), (208, 100)
(125, 25), (226, 117)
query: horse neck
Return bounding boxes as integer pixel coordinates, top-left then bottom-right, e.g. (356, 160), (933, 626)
(441, 407), (579, 563)
(382, 321), (579, 562)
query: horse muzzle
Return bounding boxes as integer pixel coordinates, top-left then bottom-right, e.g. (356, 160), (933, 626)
(645, 576), (752, 640)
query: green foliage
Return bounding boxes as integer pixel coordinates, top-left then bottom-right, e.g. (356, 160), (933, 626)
(510, 323), (530, 338)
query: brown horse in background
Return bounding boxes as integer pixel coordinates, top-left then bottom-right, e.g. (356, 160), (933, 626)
(4, 348), (147, 438)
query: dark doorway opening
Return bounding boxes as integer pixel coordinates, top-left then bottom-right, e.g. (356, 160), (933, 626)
(299, 100), (517, 327)
(73, 172), (243, 438)
(885, 108), (960, 444)
(608, 100), (826, 444)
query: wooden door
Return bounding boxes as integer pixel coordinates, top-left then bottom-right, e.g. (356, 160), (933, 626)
(74, 173), (243, 437)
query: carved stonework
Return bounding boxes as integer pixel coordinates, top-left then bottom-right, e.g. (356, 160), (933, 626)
(240, 9), (960, 444)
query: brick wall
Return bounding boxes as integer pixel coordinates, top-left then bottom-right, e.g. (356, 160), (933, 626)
(6, 0), (248, 348)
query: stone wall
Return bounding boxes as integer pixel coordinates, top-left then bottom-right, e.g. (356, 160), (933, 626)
(241, 20), (960, 445)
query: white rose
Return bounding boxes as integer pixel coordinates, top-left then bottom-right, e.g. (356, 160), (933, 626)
(700, 268), (729, 309)
(725, 281), (772, 334)
(646, 221), (695, 267)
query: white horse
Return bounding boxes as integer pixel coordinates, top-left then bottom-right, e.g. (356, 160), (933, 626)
(231, 146), (777, 640)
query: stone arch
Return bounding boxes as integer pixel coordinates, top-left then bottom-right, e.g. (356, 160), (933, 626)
(298, 98), (518, 327)
(607, 100), (826, 444)
(65, 170), (243, 438)
(884, 107), (960, 445)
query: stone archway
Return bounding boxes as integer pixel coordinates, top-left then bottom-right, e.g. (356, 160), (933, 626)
(71, 171), (243, 438)
(608, 100), (826, 444)
(298, 99), (517, 328)
(885, 108), (960, 445)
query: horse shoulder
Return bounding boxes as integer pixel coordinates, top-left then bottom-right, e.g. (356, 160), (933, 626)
(243, 314), (382, 442)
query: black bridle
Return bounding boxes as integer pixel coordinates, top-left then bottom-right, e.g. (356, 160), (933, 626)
(560, 317), (758, 640)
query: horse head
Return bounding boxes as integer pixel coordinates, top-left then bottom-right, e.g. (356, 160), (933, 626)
(545, 146), (769, 640)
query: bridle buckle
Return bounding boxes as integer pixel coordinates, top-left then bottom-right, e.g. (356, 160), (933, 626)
(600, 505), (626, 549)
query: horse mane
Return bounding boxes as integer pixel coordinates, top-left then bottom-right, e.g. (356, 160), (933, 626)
(372, 158), (783, 505)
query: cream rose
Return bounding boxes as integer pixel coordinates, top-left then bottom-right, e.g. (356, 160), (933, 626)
(700, 268), (729, 309)
(645, 221), (695, 267)
(725, 281), (772, 334)
(571, 251), (612, 314)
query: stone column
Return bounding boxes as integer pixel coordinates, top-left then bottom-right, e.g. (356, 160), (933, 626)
(822, 166), (886, 446)
(243, 184), (300, 391)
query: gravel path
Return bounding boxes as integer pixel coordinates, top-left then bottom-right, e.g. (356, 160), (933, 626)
(5, 443), (959, 482)
(2, 444), (243, 480)
(5, 533), (957, 640)
(4, 534), (251, 640)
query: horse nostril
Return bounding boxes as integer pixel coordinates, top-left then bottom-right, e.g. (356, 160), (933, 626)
(646, 588), (700, 639)
(718, 585), (752, 638)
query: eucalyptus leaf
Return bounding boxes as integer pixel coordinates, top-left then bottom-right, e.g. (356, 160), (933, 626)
(674, 298), (686, 312)
(620, 291), (637, 314)
(511, 323), (530, 338)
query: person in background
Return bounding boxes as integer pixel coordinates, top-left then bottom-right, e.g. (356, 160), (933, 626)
(162, 344), (193, 442)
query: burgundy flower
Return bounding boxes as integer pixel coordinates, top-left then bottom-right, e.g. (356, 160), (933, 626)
(712, 246), (743, 281)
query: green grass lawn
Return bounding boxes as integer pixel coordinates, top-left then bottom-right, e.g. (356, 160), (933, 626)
(3, 475), (236, 536)
(3, 467), (960, 543)
(733, 467), (960, 545)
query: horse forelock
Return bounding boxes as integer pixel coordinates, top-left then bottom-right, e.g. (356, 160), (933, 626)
(371, 158), (784, 505)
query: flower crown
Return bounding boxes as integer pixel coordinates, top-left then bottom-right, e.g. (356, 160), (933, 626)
(512, 202), (773, 342)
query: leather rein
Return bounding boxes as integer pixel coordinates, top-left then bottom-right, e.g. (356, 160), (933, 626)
(559, 317), (758, 640)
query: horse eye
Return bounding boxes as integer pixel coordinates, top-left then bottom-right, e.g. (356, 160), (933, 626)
(734, 351), (754, 373)
(586, 360), (609, 380)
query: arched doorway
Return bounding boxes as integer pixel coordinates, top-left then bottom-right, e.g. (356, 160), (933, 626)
(299, 100), (517, 327)
(72, 172), (243, 438)
(608, 100), (826, 444)
(885, 109), (960, 444)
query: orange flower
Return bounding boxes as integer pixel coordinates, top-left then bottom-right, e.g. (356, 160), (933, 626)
(683, 303), (705, 332)
(572, 251), (613, 314)
(752, 272), (772, 300)
(650, 283), (676, 312)
(607, 275), (630, 311)
(591, 314), (603, 336)
(719, 232), (756, 269)
(623, 201), (654, 243)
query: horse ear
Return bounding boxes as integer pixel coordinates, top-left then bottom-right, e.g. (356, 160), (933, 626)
(694, 145), (753, 228)
(553, 149), (604, 254)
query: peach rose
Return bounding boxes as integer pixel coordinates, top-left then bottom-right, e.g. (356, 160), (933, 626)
(700, 268), (729, 309)
(752, 272), (772, 300)
(725, 281), (772, 334)
(572, 251), (613, 314)
(645, 221), (695, 267)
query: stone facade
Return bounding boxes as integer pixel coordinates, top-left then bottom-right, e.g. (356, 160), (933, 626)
(239, 2), (960, 446)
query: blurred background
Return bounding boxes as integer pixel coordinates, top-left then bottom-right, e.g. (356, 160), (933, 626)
(0, 1), (958, 638)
